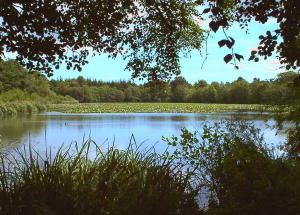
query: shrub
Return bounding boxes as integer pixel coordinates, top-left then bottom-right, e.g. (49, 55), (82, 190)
(0, 102), (47, 117)
(25, 103), (38, 114)
(164, 121), (300, 215)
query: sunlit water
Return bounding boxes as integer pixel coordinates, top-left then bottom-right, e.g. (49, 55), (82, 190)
(0, 112), (288, 153)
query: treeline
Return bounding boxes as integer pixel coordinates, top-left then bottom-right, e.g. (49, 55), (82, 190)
(50, 73), (299, 104)
(1, 60), (299, 104)
(0, 60), (76, 104)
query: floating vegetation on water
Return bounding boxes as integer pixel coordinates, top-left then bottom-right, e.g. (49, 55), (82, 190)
(47, 103), (278, 114)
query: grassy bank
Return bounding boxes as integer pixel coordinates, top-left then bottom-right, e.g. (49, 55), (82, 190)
(0, 102), (47, 117)
(47, 103), (278, 113)
(0, 140), (200, 215)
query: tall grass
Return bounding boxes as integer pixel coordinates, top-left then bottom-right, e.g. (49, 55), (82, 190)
(0, 140), (201, 215)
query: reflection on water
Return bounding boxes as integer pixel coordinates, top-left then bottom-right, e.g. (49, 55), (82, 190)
(0, 112), (287, 153)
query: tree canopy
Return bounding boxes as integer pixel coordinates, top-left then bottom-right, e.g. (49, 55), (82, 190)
(0, 0), (299, 81)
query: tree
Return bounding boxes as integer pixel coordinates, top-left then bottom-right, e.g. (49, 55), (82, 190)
(170, 76), (190, 92)
(0, 60), (50, 96)
(146, 81), (171, 102)
(2, 1), (299, 81)
(249, 81), (269, 104)
(194, 80), (208, 89)
(276, 72), (298, 85)
(201, 86), (218, 103)
(202, 0), (300, 71)
(170, 76), (190, 102)
(124, 86), (141, 102)
(230, 79), (250, 104)
(172, 85), (189, 103)
(0, 60), (28, 92)
(262, 84), (289, 104)
(0, 0), (203, 81)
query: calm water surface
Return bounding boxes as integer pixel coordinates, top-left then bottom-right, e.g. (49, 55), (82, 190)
(0, 112), (287, 153)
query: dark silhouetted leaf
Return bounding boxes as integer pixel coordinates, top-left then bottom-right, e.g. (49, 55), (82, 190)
(203, 8), (210, 13)
(235, 54), (244, 61)
(218, 40), (227, 47)
(209, 21), (219, 32)
(224, 54), (233, 63)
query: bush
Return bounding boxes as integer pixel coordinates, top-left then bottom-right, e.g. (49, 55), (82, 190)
(164, 121), (300, 215)
(25, 102), (38, 114)
(0, 89), (27, 102)
(0, 104), (17, 116)
(0, 102), (47, 117)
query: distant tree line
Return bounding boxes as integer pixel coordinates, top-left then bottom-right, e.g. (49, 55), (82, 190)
(0, 60), (298, 104)
(0, 60), (75, 103)
(50, 73), (299, 105)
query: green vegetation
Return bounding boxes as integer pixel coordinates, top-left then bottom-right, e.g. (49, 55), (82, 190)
(0, 60), (76, 117)
(0, 140), (200, 215)
(47, 103), (277, 114)
(1, 60), (299, 106)
(164, 121), (300, 215)
(1, 59), (295, 116)
(0, 60), (77, 104)
(50, 73), (299, 104)
(1, 1), (299, 214)
(1, 121), (299, 214)
(0, 102), (46, 117)
(2, 1), (299, 81)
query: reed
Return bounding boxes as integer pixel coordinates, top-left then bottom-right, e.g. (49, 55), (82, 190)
(0, 139), (201, 215)
(0, 102), (46, 117)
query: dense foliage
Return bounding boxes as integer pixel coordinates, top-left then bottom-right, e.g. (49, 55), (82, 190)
(1, 60), (298, 105)
(50, 73), (299, 104)
(0, 0), (203, 81)
(0, 102), (46, 117)
(1, 1), (299, 80)
(1, 121), (299, 214)
(0, 140), (201, 215)
(0, 60), (77, 103)
(164, 121), (300, 215)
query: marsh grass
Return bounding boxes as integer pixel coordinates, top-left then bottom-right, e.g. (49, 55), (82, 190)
(0, 102), (46, 117)
(0, 139), (201, 215)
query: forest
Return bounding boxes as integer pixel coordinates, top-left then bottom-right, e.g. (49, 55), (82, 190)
(0, 60), (298, 105)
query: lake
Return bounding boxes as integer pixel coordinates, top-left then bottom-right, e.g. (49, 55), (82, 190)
(0, 112), (287, 153)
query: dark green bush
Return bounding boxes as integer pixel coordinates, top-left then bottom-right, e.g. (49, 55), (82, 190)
(164, 121), (300, 215)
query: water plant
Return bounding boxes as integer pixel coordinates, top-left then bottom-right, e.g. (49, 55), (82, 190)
(47, 103), (277, 114)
